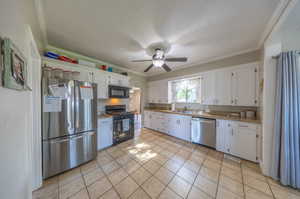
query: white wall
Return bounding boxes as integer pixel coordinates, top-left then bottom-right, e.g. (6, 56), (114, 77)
(262, 42), (282, 176)
(261, 0), (300, 176)
(0, 0), (42, 198)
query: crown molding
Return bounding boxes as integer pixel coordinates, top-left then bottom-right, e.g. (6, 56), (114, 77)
(257, 0), (295, 48)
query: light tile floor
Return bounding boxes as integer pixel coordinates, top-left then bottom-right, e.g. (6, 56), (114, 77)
(33, 128), (300, 199)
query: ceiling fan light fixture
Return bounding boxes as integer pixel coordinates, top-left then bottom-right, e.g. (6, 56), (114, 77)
(153, 59), (164, 67)
(155, 49), (164, 58)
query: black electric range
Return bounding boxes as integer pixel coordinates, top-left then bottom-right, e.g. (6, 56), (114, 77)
(105, 105), (134, 144)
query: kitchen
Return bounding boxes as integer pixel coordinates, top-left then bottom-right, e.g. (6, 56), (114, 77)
(1, 0), (300, 199)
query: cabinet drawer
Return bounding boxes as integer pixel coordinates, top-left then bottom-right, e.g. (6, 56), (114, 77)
(237, 122), (259, 130)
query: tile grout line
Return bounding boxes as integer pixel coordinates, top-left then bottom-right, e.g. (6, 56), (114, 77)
(212, 153), (223, 199)
(97, 144), (139, 199)
(240, 159), (246, 199)
(80, 167), (91, 199)
(185, 150), (206, 199)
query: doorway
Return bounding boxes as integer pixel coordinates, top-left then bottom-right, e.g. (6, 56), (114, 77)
(129, 87), (141, 113)
(129, 87), (142, 136)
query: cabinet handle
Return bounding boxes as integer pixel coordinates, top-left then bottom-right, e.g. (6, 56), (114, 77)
(231, 129), (234, 136)
(231, 100), (234, 104)
(239, 125), (249, 128)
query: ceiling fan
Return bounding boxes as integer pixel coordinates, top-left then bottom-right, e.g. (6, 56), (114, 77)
(132, 48), (188, 72)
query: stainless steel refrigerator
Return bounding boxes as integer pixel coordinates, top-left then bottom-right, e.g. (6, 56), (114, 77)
(42, 77), (97, 179)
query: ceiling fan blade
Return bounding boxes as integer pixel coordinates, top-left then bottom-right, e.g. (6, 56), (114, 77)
(165, 57), (188, 62)
(162, 64), (172, 72)
(144, 64), (154, 72)
(131, 59), (152, 62)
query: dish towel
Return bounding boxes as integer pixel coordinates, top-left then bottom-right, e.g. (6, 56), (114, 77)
(122, 119), (130, 132)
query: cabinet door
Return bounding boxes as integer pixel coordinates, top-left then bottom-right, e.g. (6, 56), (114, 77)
(215, 69), (232, 105)
(230, 123), (257, 162)
(180, 116), (191, 141)
(232, 64), (258, 106)
(108, 74), (121, 86)
(147, 84), (155, 103)
(120, 77), (130, 87)
(216, 120), (226, 152)
(76, 68), (93, 82)
(201, 72), (216, 105)
(159, 81), (169, 104)
(224, 121), (234, 154)
(97, 118), (113, 150)
(144, 111), (150, 128)
(171, 115), (191, 141)
(94, 72), (108, 99)
(167, 114), (178, 137)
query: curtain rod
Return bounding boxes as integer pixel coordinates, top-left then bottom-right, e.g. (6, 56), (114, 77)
(272, 52), (300, 59)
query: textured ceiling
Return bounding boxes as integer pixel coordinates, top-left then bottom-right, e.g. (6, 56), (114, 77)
(43, 0), (279, 76)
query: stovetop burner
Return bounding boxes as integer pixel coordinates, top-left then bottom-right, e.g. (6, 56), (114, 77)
(105, 105), (134, 116)
(106, 111), (133, 116)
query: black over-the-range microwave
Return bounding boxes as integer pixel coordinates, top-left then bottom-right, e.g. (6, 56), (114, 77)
(108, 85), (130, 98)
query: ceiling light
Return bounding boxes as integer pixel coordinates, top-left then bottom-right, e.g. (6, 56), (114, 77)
(155, 49), (164, 58)
(153, 59), (164, 67)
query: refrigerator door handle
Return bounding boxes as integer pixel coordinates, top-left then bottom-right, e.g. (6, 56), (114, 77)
(49, 134), (86, 144)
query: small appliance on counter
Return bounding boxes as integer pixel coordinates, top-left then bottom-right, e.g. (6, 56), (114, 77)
(245, 110), (256, 119)
(171, 103), (176, 111)
(105, 105), (134, 144)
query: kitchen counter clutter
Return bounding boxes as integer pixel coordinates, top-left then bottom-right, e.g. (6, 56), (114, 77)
(144, 108), (261, 124)
(144, 109), (261, 162)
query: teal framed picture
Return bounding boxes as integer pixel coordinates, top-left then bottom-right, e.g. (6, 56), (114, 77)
(1, 38), (28, 91)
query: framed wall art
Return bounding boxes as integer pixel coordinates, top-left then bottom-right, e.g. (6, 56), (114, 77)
(2, 38), (29, 91)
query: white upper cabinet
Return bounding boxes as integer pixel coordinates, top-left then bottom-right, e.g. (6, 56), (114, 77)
(148, 62), (259, 107)
(231, 63), (258, 106)
(94, 72), (108, 99)
(200, 72), (216, 105)
(215, 68), (232, 105)
(147, 80), (169, 104)
(108, 73), (130, 87)
(77, 68), (94, 82)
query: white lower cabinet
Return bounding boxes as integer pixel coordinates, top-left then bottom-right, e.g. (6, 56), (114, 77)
(216, 120), (227, 152)
(216, 119), (260, 162)
(144, 111), (191, 142)
(97, 117), (113, 150)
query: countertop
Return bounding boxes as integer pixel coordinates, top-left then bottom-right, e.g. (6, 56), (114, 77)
(97, 114), (112, 119)
(144, 108), (261, 124)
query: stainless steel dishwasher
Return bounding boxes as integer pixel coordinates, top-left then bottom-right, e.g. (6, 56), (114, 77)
(191, 117), (216, 148)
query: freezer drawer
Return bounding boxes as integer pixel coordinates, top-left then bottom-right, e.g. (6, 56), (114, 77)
(43, 131), (97, 179)
(191, 118), (216, 148)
